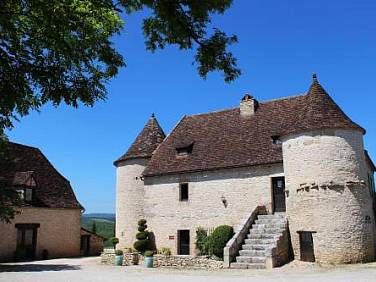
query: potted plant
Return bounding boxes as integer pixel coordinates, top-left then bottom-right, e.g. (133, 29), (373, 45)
(144, 250), (154, 268)
(114, 250), (123, 266)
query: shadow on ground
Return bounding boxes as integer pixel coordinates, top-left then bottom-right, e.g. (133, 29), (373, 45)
(0, 264), (81, 272)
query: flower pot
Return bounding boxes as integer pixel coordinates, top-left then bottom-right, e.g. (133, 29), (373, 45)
(114, 255), (123, 266)
(144, 256), (153, 268)
(132, 253), (139, 265)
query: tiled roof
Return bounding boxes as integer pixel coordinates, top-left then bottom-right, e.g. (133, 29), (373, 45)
(0, 142), (83, 209)
(143, 78), (364, 176)
(114, 114), (166, 165)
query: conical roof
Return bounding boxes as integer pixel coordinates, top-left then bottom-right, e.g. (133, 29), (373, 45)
(114, 114), (166, 166)
(281, 75), (365, 136)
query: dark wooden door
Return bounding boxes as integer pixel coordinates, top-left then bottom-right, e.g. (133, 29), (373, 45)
(299, 232), (315, 262)
(16, 227), (37, 261)
(81, 235), (90, 256)
(272, 177), (286, 212)
(178, 230), (190, 255)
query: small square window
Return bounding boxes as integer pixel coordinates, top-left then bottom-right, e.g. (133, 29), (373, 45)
(179, 183), (189, 201)
(176, 143), (193, 156)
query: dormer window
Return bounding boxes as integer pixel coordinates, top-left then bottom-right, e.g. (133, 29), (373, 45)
(272, 136), (282, 145)
(13, 171), (37, 203)
(176, 143), (193, 157)
(16, 187), (34, 202)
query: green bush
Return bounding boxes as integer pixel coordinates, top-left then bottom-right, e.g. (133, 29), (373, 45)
(158, 247), (171, 256)
(196, 227), (208, 255)
(115, 250), (123, 256)
(205, 225), (234, 259)
(133, 219), (151, 253)
(144, 250), (154, 257)
(109, 237), (119, 248)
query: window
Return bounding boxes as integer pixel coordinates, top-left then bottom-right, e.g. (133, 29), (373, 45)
(176, 143), (193, 156)
(271, 136), (282, 145)
(179, 183), (189, 201)
(25, 188), (33, 202)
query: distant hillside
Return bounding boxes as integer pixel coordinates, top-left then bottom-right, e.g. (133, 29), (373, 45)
(81, 213), (115, 248)
(82, 213), (115, 221)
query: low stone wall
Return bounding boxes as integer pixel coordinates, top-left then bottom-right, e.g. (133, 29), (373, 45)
(101, 249), (144, 266)
(101, 250), (223, 269)
(153, 255), (223, 269)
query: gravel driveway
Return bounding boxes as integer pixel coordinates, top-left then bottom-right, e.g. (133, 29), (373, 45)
(1, 257), (376, 282)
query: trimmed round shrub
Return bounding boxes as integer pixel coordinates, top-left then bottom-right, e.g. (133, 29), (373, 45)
(206, 225), (234, 259)
(136, 231), (149, 240)
(134, 219), (151, 253)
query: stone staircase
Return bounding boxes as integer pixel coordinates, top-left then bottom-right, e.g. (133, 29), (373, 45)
(230, 213), (287, 269)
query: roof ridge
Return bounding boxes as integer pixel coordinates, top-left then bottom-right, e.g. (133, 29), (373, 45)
(259, 93), (306, 104)
(8, 141), (39, 151)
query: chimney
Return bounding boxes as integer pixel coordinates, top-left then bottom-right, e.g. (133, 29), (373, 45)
(240, 94), (258, 117)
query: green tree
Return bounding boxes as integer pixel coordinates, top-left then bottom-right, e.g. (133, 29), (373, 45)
(0, 0), (239, 137)
(92, 221), (97, 234)
(0, 0), (240, 223)
(0, 142), (22, 223)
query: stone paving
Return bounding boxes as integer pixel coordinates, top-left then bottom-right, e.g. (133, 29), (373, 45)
(1, 257), (376, 282)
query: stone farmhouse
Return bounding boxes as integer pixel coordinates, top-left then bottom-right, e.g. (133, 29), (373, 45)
(115, 76), (376, 268)
(0, 142), (90, 262)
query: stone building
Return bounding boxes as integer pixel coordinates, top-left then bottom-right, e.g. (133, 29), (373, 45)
(0, 142), (83, 262)
(80, 228), (104, 256)
(115, 76), (376, 268)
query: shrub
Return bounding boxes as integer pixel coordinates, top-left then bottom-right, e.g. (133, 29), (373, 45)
(115, 250), (123, 256)
(205, 225), (234, 259)
(109, 237), (119, 249)
(144, 250), (154, 257)
(196, 227), (208, 255)
(158, 247), (171, 256)
(133, 219), (151, 253)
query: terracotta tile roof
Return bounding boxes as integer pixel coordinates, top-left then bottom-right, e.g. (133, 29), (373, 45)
(114, 114), (166, 165)
(0, 142), (83, 209)
(143, 78), (365, 176)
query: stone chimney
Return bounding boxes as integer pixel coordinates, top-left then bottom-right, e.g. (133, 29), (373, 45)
(240, 94), (258, 117)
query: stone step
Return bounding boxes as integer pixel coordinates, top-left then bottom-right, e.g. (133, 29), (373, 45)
(247, 233), (279, 239)
(236, 256), (266, 264)
(242, 244), (271, 250)
(258, 214), (285, 220)
(255, 218), (286, 224)
(239, 249), (266, 257)
(252, 223), (286, 229)
(244, 238), (276, 245)
(249, 227), (284, 234)
(230, 262), (266, 269)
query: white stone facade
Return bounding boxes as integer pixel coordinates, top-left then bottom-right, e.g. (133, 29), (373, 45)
(281, 129), (375, 263)
(142, 164), (283, 255)
(115, 158), (148, 249)
(116, 126), (375, 264)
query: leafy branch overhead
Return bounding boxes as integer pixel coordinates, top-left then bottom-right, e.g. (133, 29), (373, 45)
(0, 0), (240, 135)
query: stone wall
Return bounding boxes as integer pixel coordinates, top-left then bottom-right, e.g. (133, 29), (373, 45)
(101, 251), (223, 269)
(143, 164), (284, 255)
(116, 158), (149, 249)
(0, 207), (81, 262)
(282, 129), (375, 263)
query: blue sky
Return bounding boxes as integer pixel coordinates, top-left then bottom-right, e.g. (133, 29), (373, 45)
(6, 0), (376, 213)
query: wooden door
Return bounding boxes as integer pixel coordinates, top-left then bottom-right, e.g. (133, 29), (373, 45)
(272, 177), (286, 212)
(299, 232), (315, 262)
(177, 230), (190, 255)
(16, 227), (37, 261)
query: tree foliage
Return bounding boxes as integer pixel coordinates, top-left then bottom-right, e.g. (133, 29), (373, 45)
(0, 0), (239, 136)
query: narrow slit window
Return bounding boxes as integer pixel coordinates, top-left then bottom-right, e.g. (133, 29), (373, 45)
(176, 143), (193, 156)
(179, 183), (189, 201)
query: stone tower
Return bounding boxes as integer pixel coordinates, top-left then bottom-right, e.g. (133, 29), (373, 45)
(114, 114), (165, 249)
(281, 75), (375, 263)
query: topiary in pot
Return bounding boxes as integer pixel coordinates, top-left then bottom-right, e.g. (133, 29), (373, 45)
(110, 237), (119, 249)
(133, 219), (151, 253)
(205, 225), (234, 259)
